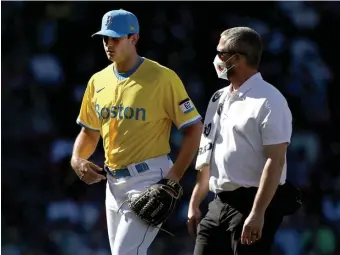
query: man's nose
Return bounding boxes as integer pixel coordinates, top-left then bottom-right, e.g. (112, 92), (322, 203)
(106, 37), (116, 46)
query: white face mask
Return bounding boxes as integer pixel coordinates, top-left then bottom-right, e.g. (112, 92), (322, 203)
(213, 55), (237, 81)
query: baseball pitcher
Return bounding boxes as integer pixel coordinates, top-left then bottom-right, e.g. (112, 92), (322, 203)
(70, 9), (203, 255)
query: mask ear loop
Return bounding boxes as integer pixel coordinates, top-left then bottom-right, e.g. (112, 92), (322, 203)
(224, 53), (237, 65)
(221, 54), (237, 73)
(226, 54), (241, 72)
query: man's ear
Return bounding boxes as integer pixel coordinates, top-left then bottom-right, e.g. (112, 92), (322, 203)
(132, 34), (139, 44)
(234, 54), (241, 61)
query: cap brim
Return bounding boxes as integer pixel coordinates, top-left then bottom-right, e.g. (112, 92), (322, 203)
(91, 30), (127, 38)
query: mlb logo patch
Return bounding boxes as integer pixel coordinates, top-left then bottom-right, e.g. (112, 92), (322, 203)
(179, 98), (195, 114)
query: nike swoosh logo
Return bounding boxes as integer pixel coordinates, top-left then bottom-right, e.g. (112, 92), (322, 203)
(96, 87), (105, 93)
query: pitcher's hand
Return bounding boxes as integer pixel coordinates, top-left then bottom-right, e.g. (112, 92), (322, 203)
(71, 158), (106, 185)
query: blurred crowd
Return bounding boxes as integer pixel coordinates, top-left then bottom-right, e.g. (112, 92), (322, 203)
(2, 2), (340, 255)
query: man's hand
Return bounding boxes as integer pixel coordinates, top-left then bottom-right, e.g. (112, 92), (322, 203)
(241, 211), (265, 245)
(187, 205), (201, 239)
(187, 166), (209, 239)
(71, 157), (106, 185)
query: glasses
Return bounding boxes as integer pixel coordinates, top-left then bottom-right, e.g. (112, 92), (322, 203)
(217, 50), (246, 59)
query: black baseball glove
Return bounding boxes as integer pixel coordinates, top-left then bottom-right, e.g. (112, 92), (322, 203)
(128, 178), (183, 227)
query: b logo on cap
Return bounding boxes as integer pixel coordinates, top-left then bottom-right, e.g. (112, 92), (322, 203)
(105, 16), (113, 26)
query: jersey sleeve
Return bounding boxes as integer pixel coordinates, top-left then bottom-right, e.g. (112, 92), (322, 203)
(164, 70), (202, 129)
(260, 97), (292, 145)
(76, 76), (101, 132)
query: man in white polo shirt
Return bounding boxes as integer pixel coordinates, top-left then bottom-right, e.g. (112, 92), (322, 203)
(187, 27), (302, 255)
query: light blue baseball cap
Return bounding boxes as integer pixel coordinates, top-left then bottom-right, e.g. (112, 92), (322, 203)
(92, 9), (139, 38)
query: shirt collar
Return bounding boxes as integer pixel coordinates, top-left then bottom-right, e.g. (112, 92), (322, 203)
(230, 72), (262, 97)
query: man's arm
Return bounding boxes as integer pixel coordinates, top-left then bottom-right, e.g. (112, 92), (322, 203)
(166, 122), (203, 182)
(252, 97), (292, 213)
(163, 69), (203, 182)
(189, 165), (210, 208)
(71, 75), (105, 185)
(241, 97), (292, 244)
(187, 165), (210, 237)
(251, 143), (288, 214)
(71, 127), (101, 168)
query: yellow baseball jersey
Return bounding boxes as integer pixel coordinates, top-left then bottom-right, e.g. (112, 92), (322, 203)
(77, 58), (202, 169)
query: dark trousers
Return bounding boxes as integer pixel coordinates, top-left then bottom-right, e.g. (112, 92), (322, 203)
(194, 188), (283, 255)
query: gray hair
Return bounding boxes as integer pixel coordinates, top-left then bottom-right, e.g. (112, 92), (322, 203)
(220, 27), (263, 67)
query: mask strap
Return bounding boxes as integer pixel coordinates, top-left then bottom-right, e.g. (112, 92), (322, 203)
(224, 53), (238, 64)
(226, 54), (239, 71)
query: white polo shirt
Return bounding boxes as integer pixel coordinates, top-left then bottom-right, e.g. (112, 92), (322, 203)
(210, 73), (292, 194)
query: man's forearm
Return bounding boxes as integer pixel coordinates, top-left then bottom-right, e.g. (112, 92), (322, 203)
(189, 166), (210, 208)
(168, 122), (202, 180)
(251, 159), (284, 214)
(71, 128), (100, 166)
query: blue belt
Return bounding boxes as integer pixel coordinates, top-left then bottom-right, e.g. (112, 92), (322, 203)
(104, 162), (150, 179)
